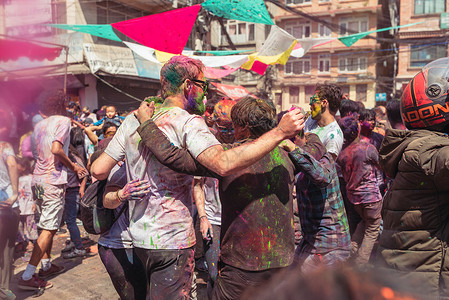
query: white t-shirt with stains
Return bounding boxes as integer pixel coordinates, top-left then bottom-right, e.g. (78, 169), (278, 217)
(304, 117), (343, 157)
(105, 108), (220, 250)
(32, 115), (71, 186)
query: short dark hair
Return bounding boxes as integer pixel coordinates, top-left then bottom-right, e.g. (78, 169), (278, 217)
(386, 99), (402, 126)
(102, 122), (117, 136)
(38, 90), (67, 117)
(339, 99), (360, 118)
(338, 116), (359, 145)
(231, 97), (277, 138)
(358, 109), (376, 123)
(315, 84), (342, 114)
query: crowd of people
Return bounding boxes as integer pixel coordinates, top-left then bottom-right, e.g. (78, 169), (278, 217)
(1, 55), (449, 300)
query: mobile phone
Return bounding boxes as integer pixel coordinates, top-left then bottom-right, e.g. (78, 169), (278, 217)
(205, 228), (212, 245)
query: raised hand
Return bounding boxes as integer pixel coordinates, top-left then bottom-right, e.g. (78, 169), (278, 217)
(277, 108), (305, 139)
(134, 101), (155, 124)
(118, 179), (151, 201)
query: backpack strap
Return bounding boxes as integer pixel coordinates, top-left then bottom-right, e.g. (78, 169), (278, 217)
(112, 201), (129, 224)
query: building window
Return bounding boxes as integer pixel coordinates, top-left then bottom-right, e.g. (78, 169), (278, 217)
(318, 55), (331, 73)
(289, 87), (299, 104)
(285, 57), (311, 75)
(305, 86), (316, 103)
(414, 0), (445, 14)
(220, 20), (255, 45)
(356, 84), (367, 102)
(286, 0), (311, 4)
(97, 1), (144, 24)
(338, 57), (368, 72)
(285, 22), (311, 39)
(339, 17), (369, 35)
(275, 93), (282, 106)
(319, 23), (332, 37)
(410, 45), (447, 68)
(341, 85), (350, 99)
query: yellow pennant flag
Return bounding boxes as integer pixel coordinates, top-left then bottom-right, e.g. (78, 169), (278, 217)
(155, 50), (179, 63)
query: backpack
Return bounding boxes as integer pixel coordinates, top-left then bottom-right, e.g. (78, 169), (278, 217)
(79, 179), (127, 235)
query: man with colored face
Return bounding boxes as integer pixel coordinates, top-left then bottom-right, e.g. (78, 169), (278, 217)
(91, 56), (305, 299)
(304, 84), (344, 160)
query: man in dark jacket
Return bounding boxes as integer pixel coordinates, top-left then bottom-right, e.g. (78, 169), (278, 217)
(377, 57), (449, 299)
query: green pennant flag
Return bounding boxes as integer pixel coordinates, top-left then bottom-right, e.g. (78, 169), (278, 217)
(47, 24), (122, 42)
(202, 0), (274, 25)
(195, 49), (254, 56)
(338, 22), (423, 47)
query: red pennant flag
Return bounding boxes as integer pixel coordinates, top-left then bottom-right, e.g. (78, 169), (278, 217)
(112, 5), (201, 54)
(251, 60), (269, 75)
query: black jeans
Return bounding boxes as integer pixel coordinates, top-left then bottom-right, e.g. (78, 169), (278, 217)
(98, 245), (147, 300)
(212, 262), (282, 300)
(134, 247), (195, 300)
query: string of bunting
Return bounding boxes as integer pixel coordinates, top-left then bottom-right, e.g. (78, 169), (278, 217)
(46, 0), (423, 78)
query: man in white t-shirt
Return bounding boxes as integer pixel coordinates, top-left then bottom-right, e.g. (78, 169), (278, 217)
(304, 84), (344, 160)
(19, 91), (87, 291)
(91, 56), (304, 299)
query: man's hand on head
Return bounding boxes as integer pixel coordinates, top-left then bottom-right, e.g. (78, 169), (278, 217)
(134, 101), (155, 124)
(276, 108), (305, 139)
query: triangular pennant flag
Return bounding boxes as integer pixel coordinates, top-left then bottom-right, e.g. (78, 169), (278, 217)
(155, 50), (178, 63)
(204, 66), (238, 79)
(251, 60), (269, 75)
(338, 21), (423, 47)
(202, 0), (274, 25)
(196, 49), (254, 56)
(47, 24), (122, 42)
(242, 26), (297, 70)
(291, 37), (336, 58)
(124, 42), (161, 64)
(112, 5), (201, 54)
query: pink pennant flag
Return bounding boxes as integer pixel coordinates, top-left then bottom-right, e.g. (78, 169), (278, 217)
(204, 66), (238, 79)
(111, 5), (201, 54)
(251, 60), (269, 75)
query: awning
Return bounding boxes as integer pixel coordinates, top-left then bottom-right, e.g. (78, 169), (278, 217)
(0, 39), (63, 62)
(210, 82), (254, 101)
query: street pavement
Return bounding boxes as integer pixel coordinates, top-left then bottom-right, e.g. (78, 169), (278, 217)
(10, 225), (207, 300)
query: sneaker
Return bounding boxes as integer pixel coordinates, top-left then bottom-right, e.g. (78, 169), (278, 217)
(18, 274), (53, 291)
(62, 248), (86, 259)
(61, 241), (75, 253)
(38, 264), (65, 279)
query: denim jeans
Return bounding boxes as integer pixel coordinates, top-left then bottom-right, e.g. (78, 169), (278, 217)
(204, 224), (220, 299)
(98, 246), (147, 300)
(64, 187), (82, 249)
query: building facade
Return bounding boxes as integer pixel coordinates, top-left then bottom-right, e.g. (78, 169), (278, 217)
(395, 0), (449, 94)
(272, 0), (381, 112)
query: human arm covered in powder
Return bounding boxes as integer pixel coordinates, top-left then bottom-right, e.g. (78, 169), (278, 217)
(282, 133), (333, 187)
(136, 119), (221, 179)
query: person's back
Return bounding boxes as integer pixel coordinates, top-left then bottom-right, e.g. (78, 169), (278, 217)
(294, 134), (351, 262)
(338, 139), (381, 204)
(219, 144), (295, 270)
(32, 115), (71, 185)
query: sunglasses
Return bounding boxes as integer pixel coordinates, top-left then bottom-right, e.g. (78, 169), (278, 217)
(190, 79), (208, 93)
